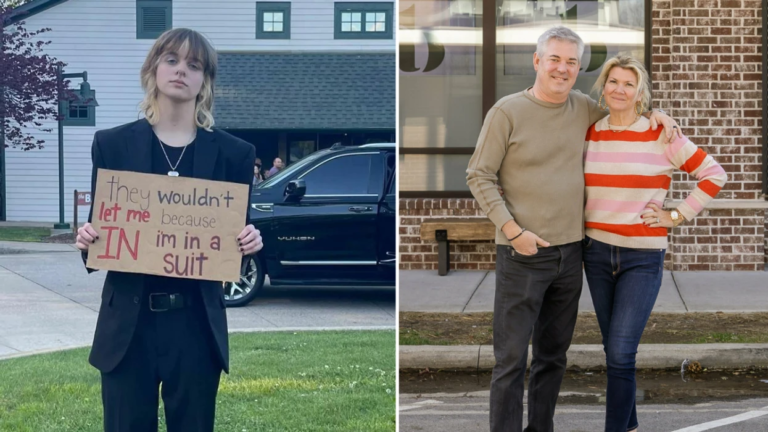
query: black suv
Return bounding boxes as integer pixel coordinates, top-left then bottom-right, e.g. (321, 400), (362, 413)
(222, 143), (396, 307)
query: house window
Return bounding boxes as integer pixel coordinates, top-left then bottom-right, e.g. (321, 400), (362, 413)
(69, 106), (89, 119)
(257, 2), (291, 39)
(137, 0), (172, 39)
(62, 100), (96, 127)
(334, 2), (393, 39)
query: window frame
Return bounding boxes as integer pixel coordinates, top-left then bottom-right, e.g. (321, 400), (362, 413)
(298, 152), (380, 197)
(136, 0), (172, 40)
(334, 2), (393, 40)
(256, 2), (291, 40)
(61, 95), (96, 127)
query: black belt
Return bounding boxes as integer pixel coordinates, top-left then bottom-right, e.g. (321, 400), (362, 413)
(148, 292), (191, 312)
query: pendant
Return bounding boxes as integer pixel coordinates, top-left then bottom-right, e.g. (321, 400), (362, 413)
(168, 171), (179, 177)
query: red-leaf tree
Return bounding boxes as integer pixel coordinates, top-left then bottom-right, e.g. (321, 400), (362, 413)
(1, 5), (74, 151)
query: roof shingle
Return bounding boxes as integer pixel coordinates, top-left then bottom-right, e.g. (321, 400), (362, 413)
(214, 53), (395, 130)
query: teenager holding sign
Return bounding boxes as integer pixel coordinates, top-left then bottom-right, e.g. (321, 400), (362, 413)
(75, 28), (261, 432)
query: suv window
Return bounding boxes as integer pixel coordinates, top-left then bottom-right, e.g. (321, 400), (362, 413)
(300, 154), (375, 195)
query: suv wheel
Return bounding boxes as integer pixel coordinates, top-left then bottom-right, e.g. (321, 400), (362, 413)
(222, 256), (265, 307)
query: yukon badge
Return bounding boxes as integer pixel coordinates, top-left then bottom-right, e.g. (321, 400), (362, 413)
(278, 236), (315, 241)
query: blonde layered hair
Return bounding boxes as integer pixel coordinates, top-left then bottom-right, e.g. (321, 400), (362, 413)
(139, 28), (218, 131)
(592, 55), (651, 114)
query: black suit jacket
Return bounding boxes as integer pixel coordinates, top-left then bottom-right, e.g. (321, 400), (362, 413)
(83, 118), (256, 374)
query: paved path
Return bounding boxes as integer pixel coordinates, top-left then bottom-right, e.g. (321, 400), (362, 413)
(400, 270), (768, 313)
(0, 248), (395, 359)
(399, 394), (768, 432)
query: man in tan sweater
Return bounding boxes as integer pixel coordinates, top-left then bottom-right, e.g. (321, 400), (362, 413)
(466, 27), (678, 432)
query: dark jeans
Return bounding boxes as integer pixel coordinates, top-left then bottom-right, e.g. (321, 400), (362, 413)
(582, 236), (665, 432)
(490, 242), (583, 432)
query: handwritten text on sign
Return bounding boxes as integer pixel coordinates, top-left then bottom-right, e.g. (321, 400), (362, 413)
(86, 169), (249, 281)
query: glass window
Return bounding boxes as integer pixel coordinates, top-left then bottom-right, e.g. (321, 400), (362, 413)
(365, 12), (386, 32)
(68, 105), (89, 119)
(335, 3), (393, 39)
(256, 2), (291, 39)
(342, 12), (362, 32)
(263, 12), (284, 32)
(63, 99), (96, 127)
(300, 154), (375, 195)
(399, 0), (647, 195)
(399, 0), (482, 193)
(399, 0), (483, 148)
(497, 0), (646, 100)
(399, 154), (472, 192)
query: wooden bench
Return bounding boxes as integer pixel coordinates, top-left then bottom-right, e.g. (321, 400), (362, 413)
(420, 218), (496, 276)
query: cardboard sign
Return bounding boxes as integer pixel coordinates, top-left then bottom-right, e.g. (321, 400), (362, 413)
(77, 191), (92, 206)
(86, 169), (249, 282)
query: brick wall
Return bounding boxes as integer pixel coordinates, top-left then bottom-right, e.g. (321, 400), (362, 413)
(651, 0), (763, 200)
(399, 199), (767, 271)
(400, 199), (495, 271)
(650, 0), (766, 270)
(668, 208), (766, 271)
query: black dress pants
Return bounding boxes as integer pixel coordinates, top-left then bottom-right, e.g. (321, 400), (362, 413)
(101, 291), (222, 432)
(490, 243), (583, 432)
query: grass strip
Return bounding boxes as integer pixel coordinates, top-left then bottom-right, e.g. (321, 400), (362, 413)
(400, 312), (768, 346)
(0, 330), (396, 432)
(0, 227), (51, 243)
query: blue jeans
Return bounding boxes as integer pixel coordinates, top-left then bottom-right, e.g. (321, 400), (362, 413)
(582, 236), (665, 432)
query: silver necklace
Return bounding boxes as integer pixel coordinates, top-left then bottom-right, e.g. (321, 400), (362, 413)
(158, 135), (194, 176)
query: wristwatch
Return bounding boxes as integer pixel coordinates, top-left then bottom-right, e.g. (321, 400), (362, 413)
(670, 210), (685, 226)
(655, 108), (667, 115)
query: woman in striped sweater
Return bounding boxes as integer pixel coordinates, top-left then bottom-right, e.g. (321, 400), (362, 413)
(583, 56), (726, 432)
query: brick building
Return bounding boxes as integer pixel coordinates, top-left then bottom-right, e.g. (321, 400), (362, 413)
(399, 0), (767, 271)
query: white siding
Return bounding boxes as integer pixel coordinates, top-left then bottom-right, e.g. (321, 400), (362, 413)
(5, 0), (151, 222)
(4, 0), (395, 222)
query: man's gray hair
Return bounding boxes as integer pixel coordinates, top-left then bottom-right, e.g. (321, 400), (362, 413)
(536, 26), (585, 62)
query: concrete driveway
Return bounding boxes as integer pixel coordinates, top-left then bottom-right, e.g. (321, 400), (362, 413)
(0, 250), (395, 359)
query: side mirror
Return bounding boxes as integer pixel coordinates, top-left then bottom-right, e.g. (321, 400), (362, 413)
(284, 179), (306, 199)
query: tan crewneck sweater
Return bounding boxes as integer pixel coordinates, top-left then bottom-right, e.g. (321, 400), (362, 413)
(466, 88), (606, 246)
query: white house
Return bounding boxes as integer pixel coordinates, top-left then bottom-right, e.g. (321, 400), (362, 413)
(1, 0), (396, 222)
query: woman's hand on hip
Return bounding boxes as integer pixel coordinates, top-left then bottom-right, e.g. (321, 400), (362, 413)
(238, 224), (263, 255)
(75, 223), (99, 251)
(641, 203), (673, 228)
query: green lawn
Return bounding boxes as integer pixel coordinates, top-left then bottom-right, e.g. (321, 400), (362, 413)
(0, 330), (396, 432)
(0, 227), (51, 242)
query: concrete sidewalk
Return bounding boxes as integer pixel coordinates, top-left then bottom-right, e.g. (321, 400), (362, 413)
(400, 269), (768, 313)
(0, 243), (395, 361)
(0, 240), (79, 254)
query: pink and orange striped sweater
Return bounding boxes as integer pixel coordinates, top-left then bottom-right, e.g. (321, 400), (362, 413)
(584, 116), (727, 249)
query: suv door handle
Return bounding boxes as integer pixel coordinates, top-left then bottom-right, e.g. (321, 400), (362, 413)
(348, 206), (372, 213)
